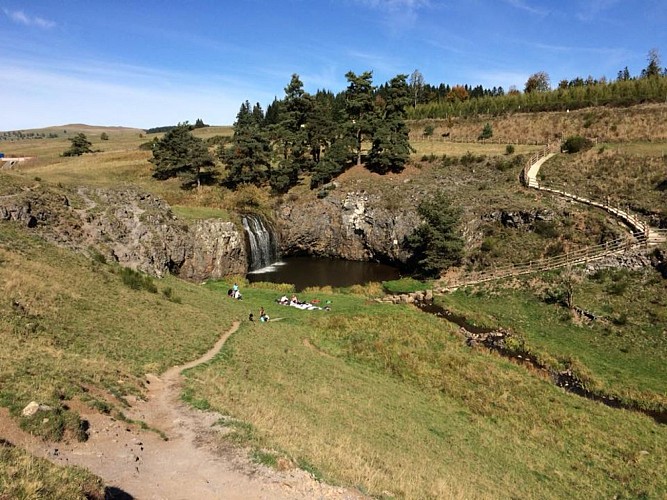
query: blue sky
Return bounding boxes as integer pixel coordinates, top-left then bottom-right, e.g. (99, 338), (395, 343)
(1, 0), (665, 130)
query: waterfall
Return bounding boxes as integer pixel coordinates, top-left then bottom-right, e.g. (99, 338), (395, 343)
(242, 214), (279, 271)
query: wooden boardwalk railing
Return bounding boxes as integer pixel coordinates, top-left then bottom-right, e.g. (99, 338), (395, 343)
(442, 146), (666, 290)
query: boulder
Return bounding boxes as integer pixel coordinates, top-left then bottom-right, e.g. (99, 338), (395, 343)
(21, 401), (52, 417)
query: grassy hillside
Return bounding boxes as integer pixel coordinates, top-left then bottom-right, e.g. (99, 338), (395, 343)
(1, 107), (667, 498)
(409, 103), (667, 144)
(1, 218), (666, 498)
(540, 146), (667, 224)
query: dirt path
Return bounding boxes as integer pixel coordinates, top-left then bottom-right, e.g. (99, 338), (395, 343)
(1, 322), (365, 499)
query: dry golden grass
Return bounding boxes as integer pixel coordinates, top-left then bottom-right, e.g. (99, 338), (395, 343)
(411, 139), (541, 157)
(0, 440), (105, 499)
(542, 147), (667, 216)
(410, 103), (667, 145)
(3, 125), (234, 209)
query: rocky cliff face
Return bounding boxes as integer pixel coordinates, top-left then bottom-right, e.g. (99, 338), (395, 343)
(2, 181), (416, 279)
(0, 185), (247, 280)
(276, 190), (420, 264)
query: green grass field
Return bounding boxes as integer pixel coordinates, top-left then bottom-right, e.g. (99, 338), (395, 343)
(440, 270), (667, 409)
(2, 115), (667, 498)
(2, 221), (666, 498)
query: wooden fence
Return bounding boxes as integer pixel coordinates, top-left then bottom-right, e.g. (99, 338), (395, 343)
(442, 146), (666, 290)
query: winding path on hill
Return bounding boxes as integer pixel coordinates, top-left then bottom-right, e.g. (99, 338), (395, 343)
(442, 145), (666, 289)
(525, 149), (664, 243)
(0, 321), (364, 500)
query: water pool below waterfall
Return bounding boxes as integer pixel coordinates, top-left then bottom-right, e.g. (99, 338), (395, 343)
(247, 256), (401, 291)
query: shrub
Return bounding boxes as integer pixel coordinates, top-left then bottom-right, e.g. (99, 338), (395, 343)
(460, 151), (480, 166)
(90, 250), (107, 265)
(494, 159), (512, 172)
(544, 241), (565, 256)
(440, 154), (458, 167)
(120, 267), (158, 293)
(562, 136), (593, 154)
(534, 220), (559, 239)
(505, 144), (515, 155)
(161, 287), (182, 303)
(480, 237), (496, 253)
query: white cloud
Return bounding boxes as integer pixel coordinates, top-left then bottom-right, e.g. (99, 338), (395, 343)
(356, 0), (430, 9)
(346, 49), (402, 76)
(576, 0), (621, 21)
(351, 0), (430, 31)
(3, 9), (56, 28)
(502, 0), (549, 16)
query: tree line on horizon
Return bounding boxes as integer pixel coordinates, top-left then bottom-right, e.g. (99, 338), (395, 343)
(408, 49), (667, 119)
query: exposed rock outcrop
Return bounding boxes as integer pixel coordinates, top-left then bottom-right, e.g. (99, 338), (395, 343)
(481, 208), (555, 230)
(277, 190), (420, 264)
(180, 220), (247, 281)
(375, 289), (433, 304)
(0, 186), (247, 280)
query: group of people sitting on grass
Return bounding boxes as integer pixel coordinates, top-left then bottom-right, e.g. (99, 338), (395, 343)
(242, 288), (332, 325)
(249, 306), (270, 323)
(227, 282), (242, 300)
(277, 294), (330, 311)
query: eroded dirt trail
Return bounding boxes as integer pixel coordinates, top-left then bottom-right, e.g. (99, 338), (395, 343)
(2, 322), (364, 499)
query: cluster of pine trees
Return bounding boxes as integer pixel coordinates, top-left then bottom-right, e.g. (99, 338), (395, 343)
(150, 72), (413, 191)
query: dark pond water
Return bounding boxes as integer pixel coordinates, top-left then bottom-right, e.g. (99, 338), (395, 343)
(247, 256), (401, 291)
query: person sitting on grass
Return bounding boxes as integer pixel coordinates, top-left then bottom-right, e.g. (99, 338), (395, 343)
(259, 306), (270, 322)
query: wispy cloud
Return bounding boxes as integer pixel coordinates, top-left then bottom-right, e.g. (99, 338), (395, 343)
(502, 0), (549, 16)
(355, 0), (430, 9)
(3, 9), (56, 28)
(0, 55), (270, 129)
(351, 0), (431, 31)
(530, 41), (630, 60)
(346, 49), (402, 76)
(575, 0), (621, 21)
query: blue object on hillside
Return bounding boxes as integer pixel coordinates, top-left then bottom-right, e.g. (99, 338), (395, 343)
(0, 153), (4, 158)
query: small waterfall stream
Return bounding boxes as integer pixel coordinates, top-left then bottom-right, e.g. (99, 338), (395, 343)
(242, 214), (279, 271)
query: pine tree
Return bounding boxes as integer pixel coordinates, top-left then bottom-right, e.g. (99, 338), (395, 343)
(150, 125), (215, 188)
(344, 71), (375, 166)
(406, 192), (464, 278)
(220, 101), (272, 188)
(62, 133), (93, 156)
(642, 48), (662, 78)
(266, 74), (315, 191)
(478, 122), (493, 141)
(366, 74), (414, 174)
